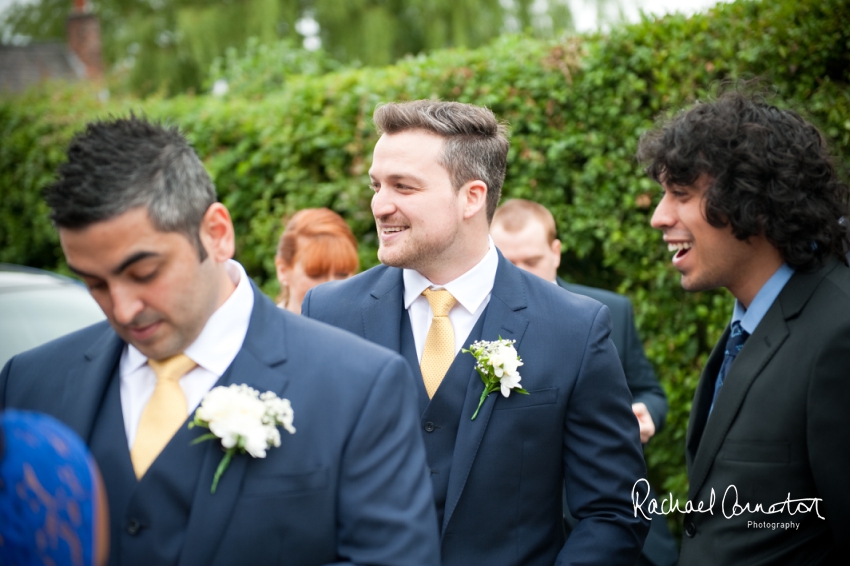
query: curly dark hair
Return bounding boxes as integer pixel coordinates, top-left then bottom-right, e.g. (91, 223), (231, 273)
(637, 90), (850, 271)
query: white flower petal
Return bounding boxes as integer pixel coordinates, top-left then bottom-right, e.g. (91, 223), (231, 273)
(193, 384), (295, 460)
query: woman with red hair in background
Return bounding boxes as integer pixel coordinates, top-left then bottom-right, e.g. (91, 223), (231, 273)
(275, 208), (360, 314)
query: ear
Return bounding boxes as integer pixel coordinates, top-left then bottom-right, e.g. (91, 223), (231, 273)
(460, 179), (488, 220)
(275, 256), (289, 287)
(550, 238), (562, 270)
(199, 203), (235, 263)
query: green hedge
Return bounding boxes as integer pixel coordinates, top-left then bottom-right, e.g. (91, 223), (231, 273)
(2, 0), (848, 537)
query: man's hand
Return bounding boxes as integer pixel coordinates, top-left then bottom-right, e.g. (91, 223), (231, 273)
(632, 402), (656, 444)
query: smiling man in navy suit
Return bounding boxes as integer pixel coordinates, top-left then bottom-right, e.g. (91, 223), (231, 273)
(0, 116), (440, 566)
(303, 100), (649, 565)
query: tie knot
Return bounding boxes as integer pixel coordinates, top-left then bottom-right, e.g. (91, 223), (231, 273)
(148, 354), (197, 383)
(423, 288), (457, 317)
(726, 321), (749, 353)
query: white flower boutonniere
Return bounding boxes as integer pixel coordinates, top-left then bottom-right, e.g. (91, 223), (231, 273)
(189, 384), (295, 493)
(463, 338), (528, 420)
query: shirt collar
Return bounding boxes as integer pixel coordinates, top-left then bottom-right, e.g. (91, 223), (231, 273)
(403, 237), (499, 314)
(732, 263), (795, 334)
(126, 260), (254, 376)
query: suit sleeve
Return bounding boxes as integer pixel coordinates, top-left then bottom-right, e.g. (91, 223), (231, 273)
(301, 287), (314, 317)
(557, 305), (650, 565)
(335, 355), (441, 566)
(0, 357), (10, 410)
(620, 297), (668, 432)
(807, 321), (850, 554)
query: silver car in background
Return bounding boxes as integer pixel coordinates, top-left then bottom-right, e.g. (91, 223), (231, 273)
(0, 264), (105, 368)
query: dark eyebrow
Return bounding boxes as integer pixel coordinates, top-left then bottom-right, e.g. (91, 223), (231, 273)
(67, 251), (160, 279)
(112, 251), (160, 275)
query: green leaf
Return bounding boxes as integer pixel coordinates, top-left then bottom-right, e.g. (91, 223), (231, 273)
(210, 449), (235, 494)
(190, 433), (219, 445)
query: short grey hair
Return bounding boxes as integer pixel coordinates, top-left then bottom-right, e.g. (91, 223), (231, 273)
(44, 115), (217, 261)
(373, 100), (509, 222)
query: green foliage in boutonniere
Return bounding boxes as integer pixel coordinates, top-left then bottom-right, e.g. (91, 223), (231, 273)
(463, 338), (528, 420)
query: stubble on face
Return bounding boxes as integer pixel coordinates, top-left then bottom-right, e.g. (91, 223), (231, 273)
(653, 175), (766, 300)
(126, 257), (220, 360)
(375, 214), (459, 272)
(60, 207), (225, 361)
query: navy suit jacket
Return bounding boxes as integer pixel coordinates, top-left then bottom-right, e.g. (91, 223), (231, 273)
(0, 284), (440, 566)
(303, 253), (649, 566)
(558, 279), (679, 566)
(557, 279), (667, 431)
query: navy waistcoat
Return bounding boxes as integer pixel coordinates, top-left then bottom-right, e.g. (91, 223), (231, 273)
(88, 366), (215, 566)
(400, 309), (486, 530)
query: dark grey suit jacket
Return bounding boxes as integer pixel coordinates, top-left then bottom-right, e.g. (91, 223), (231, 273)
(681, 259), (850, 565)
(0, 284), (440, 566)
(558, 278), (667, 430)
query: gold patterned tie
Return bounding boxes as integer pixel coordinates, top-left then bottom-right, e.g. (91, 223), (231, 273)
(130, 353), (197, 479)
(420, 288), (458, 398)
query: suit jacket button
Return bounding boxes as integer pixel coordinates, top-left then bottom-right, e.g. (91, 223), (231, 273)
(127, 518), (142, 535)
(424, 422), (436, 432)
(684, 521), (696, 538)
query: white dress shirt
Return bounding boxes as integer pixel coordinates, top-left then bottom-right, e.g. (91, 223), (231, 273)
(120, 260), (254, 447)
(403, 238), (499, 361)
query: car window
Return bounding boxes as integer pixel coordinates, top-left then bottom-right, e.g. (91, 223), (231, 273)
(0, 285), (105, 368)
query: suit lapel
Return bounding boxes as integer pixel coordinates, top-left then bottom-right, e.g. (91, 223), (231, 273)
(685, 263), (836, 500)
(685, 334), (725, 469)
(687, 311), (789, 499)
(61, 325), (125, 443)
(180, 286), (290, 566)
(442, 254), (529, 533)
(398, 311), (431, 414)
(362, 266), (406, 353)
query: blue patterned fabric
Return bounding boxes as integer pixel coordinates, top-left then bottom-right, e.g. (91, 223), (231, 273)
(709, 321), (750, 415)
(0, 410), (102, 566)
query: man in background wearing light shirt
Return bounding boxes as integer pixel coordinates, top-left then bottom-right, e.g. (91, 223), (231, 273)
(303, 100), (648, 565)
(0, 116), (440, 566)
(640, 90), (850, 564)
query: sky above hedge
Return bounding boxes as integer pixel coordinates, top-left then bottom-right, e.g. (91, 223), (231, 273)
(571, 0), (732, 31)
(0, 0), (736, 36)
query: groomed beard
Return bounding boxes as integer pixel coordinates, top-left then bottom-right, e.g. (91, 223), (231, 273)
(376, 225), (458, 274)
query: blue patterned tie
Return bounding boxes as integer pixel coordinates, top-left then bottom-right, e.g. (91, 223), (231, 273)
(709, 321), (749, 415)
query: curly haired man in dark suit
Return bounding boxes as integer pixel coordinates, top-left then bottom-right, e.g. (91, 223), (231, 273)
(640, 90), (850, 565)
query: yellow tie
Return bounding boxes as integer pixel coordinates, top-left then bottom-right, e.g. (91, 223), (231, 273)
(130, 353), (197, 479)
(420, 288), (457, 399)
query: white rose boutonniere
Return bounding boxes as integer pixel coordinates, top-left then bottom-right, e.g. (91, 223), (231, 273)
(463, 338), (528, 420)
(189, 384), (295, 493)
